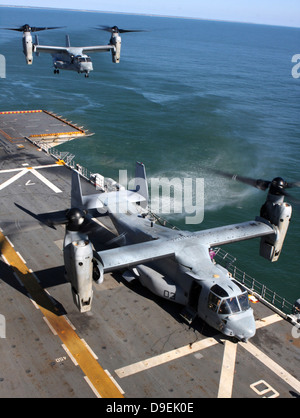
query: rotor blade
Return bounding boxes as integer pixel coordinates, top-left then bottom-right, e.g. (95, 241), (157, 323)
(286, 181), (300, 188)
(71, 171), (84, 209)
(210, 169), (271, 191)
(97, 25), (146, 33)
(77, 218), (102, 235)
(2, 27), (24, 32)
(280, 190), (300, 207)
(2, 25), (63, 32)
(31, 26), (63, 32)
(97, 25), (116, 33)
(14, 203), (67, 229)
(119, 29), (147, 33)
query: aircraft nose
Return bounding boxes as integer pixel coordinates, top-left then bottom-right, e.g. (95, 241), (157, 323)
(237, 322), (256, 342)
(222, 310), (256, 342)
(80, 63), (93, 73)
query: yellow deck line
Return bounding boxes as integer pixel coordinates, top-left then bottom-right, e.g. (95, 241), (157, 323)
(0, 232), (123, 398)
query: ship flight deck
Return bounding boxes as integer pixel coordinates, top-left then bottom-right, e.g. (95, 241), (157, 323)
(0, 109), (90, 151)
(0, 110), (299, 399)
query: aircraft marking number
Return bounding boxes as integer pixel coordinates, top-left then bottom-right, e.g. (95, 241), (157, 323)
(163, 290), (176, 300)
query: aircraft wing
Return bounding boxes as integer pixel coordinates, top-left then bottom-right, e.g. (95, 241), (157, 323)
(96, 220), (275, 274)
(34, 45), (70, 54)
(82, 45), (114, 53)
(98, 239), (175, 272)
(194, 219), (275, 247)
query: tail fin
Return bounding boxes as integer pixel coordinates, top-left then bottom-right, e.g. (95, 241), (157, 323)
(135, 162), (148, 209)
(70, 163), (148, 212)
(71, 171), (84, 209)
(66, 35), (71, 47)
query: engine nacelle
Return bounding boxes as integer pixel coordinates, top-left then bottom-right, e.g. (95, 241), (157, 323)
(22, 31), (33, 65)
(64, 238), (94, 312)
(258, 195), (292, 262)
(110, 33), (121, 63)
(136, 264), (188, 305)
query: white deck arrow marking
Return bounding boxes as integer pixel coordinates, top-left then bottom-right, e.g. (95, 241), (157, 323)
(30, 169), (62, 193)
(0, 167), (62, 193)
(0, 169), (28, 190)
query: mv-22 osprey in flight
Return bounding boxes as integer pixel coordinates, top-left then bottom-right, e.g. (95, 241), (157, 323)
(30, 162), (298, 342)
(3, 24), (145, 77)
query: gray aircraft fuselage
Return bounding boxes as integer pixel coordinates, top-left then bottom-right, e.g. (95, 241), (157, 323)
(52, 50), (93, 74)
(106, 206), (256, 342)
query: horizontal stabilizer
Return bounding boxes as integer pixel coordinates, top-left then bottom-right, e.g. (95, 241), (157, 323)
(81, 189), (146, 210)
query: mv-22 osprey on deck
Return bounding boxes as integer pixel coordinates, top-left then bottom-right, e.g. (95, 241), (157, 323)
(30, 163), (298, 342)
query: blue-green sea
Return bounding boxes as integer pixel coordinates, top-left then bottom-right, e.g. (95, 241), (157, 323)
(0, 7), (299, 303)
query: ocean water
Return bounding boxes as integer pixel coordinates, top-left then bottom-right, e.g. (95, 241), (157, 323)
(0, 7), (299, 303)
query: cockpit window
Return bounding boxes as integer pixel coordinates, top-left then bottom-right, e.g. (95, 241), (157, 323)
(218, 294), (250, 315)
(232, 279), (247, 293)
(211, 284), (229, 298)
(238, 293), (250, 311)
(226, 297), (240, 313)
(218, 297), (240, 315)
(219, 300), (231, 315)
(208, 292), (221, 312)
(209, 285), (250, 315)
(86, 57), (92, 62)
